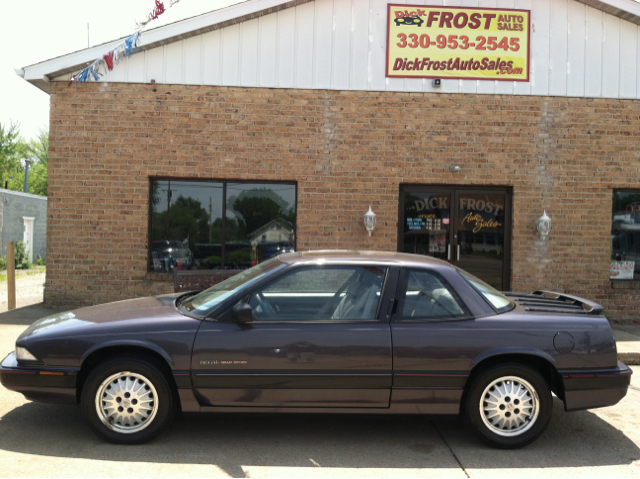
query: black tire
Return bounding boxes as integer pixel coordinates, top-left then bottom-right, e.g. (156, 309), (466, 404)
(81, 356), (175, 444)
(463, 363), (552, 449)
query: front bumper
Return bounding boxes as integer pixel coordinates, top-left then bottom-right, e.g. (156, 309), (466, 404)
(0, 352), (79, 405)
(560, 361), (632, 412)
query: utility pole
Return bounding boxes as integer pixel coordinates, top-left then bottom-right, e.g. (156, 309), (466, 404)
(162, 180), (173, 239)
(23, 159), (31, 193)
(7, 242), (16, 311)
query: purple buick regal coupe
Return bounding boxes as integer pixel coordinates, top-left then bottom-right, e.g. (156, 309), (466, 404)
(0, 251), (632, 448)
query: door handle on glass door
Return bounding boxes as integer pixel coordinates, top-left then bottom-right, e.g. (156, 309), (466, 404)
(447, 244), (451, 261)
(457, 245), (460, 261)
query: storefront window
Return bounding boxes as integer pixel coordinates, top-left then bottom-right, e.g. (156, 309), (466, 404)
(611, 190), (640, 280)
(150, 179), (296, 271)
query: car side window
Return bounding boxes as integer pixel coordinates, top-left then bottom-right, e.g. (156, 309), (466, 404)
(249, 266), (388, 322)
(397, 269), (469, 321)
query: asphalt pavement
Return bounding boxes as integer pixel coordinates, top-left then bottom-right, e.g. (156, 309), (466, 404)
(0, 304), (639, 477)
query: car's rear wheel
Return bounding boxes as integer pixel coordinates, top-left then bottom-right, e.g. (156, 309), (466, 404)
(464, 363), (552, 449)
(81, 357), (175, 444)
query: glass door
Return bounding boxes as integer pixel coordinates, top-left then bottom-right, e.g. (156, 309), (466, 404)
(400, 189), (453, 262)
(454, 190), (510, 290)
(399, 186), (511, 291)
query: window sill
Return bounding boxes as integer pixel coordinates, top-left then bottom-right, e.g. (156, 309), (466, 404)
(610, 280), (640, 289)
(146, 271), (173, 282)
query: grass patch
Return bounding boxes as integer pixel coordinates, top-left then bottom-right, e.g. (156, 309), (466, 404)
(0, 266), (46, 283)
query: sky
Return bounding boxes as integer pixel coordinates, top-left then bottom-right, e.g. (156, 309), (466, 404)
(1, 0), (240, 142)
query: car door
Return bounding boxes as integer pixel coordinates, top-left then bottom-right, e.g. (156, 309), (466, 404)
(191, 264), (397, 408)
(390, 267), (477, 414)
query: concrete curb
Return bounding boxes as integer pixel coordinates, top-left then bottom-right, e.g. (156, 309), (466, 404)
(618, 353), (640, 365)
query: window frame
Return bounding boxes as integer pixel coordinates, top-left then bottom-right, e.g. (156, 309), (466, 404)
(611, 189), (640, 282)
(393, 267), (474, 323)
(148, 177), (298, 273)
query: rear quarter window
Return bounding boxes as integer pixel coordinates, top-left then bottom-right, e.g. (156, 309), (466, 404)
(397, 269), (470, 321)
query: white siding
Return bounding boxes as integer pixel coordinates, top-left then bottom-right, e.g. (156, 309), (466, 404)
(165, 41), (184, 84)
(620, 20), (637, 98)
(240, 19), (260, 87)
(549, 0), (569, 96)
(602, 14), (620, 98)
(585, 7), (603, 97)
(184, 36), (202, 85)
(368, 0), (389, 91)
(80, 0), (640, 99)
(567, 0), (586, 97)
(350, 0), (371, 90)
(278, 7), (297, 88)
(221, 23), (241, 86)
(258, 14), (278, 87)
(146, 46), (165, 84)
(127, 50), (147, 84)
(333, 0), (353, 90)
(295, 2), (316, 88)
(202, 30), (222, 86)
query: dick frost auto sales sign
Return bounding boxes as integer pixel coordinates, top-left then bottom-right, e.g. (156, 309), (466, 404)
(386, 4), (530, 82)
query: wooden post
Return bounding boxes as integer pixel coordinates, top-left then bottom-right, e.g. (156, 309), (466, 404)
(7, 241), (16, 311)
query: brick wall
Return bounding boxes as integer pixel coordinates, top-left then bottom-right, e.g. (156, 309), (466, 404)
(47, 82), (640, 321)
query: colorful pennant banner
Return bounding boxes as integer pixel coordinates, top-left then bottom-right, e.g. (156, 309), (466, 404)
(69, 31), (141, 86)
(69, 0), (183, 87)
(138, 0), (175, 28)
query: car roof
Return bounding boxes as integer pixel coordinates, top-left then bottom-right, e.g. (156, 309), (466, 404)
(276, 250), (454, 269)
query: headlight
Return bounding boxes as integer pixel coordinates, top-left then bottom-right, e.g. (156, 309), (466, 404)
(15, 346), (38, 362)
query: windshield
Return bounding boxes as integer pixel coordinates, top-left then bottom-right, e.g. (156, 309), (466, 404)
(456, 267), (515, 313)
(181, 258), (286, 316)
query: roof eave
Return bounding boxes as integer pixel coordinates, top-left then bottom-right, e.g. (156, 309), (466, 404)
(575, 0), (640, 24)
(19, 0), (312, 94)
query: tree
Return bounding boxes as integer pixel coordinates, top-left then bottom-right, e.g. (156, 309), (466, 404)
(231, 195), (284, 235)
(0, 122), (27, 189)
(210, 216), (243, 243)
(7, 129), (48, 196)
(228, 188), (295, 237)
(152, 195), (210, 247)
(227, 188), (290, 213)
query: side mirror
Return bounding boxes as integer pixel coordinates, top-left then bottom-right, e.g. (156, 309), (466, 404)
(232, 302), (254, 323)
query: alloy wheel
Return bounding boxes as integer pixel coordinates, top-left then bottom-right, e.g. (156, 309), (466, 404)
(479, 375), (540, 437)
(95, 371), (159, 434)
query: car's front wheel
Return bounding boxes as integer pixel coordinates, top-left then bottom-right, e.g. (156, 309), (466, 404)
(81, 357), (175, 444)
(464, 363), (552, 449)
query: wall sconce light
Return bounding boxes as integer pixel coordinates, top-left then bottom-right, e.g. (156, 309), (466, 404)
(450, 165), (461, 172)
(364, 206), (377, 237)
(536, 211), (551, 240)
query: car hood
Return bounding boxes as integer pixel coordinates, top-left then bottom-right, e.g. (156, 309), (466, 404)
(18, 294), (187, 340)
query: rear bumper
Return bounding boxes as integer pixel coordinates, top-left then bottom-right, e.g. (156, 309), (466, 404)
(560, 361), (632, 412)
(0, 352), (78, 405)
